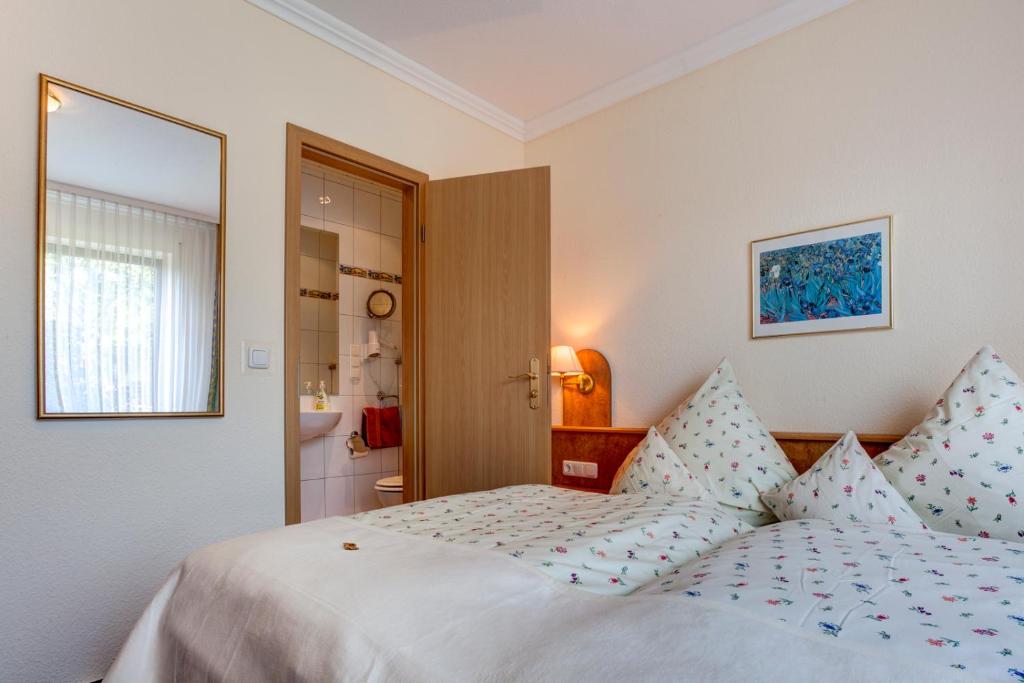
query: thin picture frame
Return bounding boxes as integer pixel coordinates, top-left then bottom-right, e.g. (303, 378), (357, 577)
(750, 215), (892, 339)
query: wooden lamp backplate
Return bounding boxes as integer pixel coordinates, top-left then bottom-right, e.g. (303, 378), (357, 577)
(562, 348), (611, 427)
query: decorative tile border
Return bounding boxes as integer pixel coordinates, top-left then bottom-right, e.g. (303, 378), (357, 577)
(299, 288), (339, 300)
(340, 264), (402, 284)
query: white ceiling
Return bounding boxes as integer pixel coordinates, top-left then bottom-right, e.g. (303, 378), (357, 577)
(250, 0), (851, 140)
(47, 84), (222, 220)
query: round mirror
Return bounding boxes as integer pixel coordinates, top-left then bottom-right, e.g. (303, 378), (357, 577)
(366, 289), (396, 319)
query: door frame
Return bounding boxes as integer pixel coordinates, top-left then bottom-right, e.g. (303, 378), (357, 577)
(284, 124), (427, 524)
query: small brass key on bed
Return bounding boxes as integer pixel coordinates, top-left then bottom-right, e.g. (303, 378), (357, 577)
(342, 542), (359, 551)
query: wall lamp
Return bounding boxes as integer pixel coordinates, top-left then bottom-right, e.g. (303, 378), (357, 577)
(550, 345), (594, 394)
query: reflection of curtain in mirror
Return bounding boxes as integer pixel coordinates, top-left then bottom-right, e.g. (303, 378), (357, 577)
(44, 187), (217, 413)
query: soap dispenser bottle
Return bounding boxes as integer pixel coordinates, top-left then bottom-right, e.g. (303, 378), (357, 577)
(314, 380), (329, 411)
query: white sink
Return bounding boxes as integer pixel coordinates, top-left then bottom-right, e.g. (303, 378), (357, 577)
(299, 395), (343, 441)
(299, 410), (342, 441)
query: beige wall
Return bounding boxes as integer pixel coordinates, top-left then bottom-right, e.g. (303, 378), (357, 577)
(0, 1), (521, 680)
(528, 0), (1024, 431)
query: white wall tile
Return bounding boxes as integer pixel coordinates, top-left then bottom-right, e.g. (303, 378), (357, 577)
(353, 473), (381, 513)
(318, 300), (338, 332)
(317, 331), (338, 365)
(354, 189), (381, 232)
(324, 180), (354, 226)
(337, 274), (354, 315)
(300, 297), (318, 331)
(332, 224), (354, 264)
(379, 320), (402, 358)
(353, 277), (378, 318)
(353, 316), (380, 350)
(328, 395), (354, 437)
(300, 437), (325, 480)
(380, 236), (402, 275)
(325, 434), (355, 477)
(384, 282), (402, 322)
(325, 476), (354, 517)
(381, 197), (402, 239)
(300, 330), (317, 364)
(353, 449), (382, 476)
(381, 447), (399, 472)
(376, 358), (399, 398)
(353, 228), (381, 271)
(300, 228), (319, 257)
(339, 355), (364, 396)
(318, 258), (336, 291)
(299, 363), (319, 395)
(338, 314), (354, 351)
(299, 255), (318, 289)
(301, 172), (324, 221)
(300, 479), (325, 522)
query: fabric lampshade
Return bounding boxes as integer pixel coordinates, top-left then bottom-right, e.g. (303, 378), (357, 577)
(550, 345), (584, 376)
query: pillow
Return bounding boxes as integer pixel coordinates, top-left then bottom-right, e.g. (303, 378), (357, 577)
(875, 345), (1024, 541)
(609, 427), (709, 499)
(760, 431), (926, 529)
(658, 359), (797, 526)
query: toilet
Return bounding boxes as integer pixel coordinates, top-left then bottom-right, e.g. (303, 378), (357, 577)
(374, 475), (403, 507)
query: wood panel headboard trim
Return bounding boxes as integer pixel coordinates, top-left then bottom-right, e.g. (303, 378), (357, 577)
(552, 426), (903, 493)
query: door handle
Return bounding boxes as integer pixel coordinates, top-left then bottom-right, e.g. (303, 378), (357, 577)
(506, 372), (539, 380)
(507, 357), (541, 409)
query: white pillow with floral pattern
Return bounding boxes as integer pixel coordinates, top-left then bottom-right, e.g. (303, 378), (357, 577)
(875, 345), (1024, 541)
(760, 431), (926, 529)
(657, 359), (797, 526)
(610, 426), (709, 499)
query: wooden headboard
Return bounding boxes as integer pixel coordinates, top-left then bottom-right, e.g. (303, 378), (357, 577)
(552, 426), (902, 494)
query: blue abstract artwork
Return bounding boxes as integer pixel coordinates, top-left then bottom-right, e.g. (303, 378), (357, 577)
(758, 232), (883, 324)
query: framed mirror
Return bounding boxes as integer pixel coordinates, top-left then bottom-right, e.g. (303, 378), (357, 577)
(37, 75), (226, 418)
(366, 289), (396, 319)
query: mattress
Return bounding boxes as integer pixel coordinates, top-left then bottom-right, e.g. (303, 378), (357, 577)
(106, 485), (1020, 682)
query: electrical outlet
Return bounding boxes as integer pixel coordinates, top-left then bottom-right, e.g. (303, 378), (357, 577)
(562, 460), (598, 479)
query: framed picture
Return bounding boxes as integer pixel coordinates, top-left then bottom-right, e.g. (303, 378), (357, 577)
(751, 216), (892, 339)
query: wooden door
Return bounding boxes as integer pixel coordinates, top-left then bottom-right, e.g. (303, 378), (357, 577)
(424, 167), (551, 497)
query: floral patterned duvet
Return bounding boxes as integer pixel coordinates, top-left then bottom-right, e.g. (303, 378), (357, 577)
(352, 484), (751, 595)
(634, 518), (1024, 681)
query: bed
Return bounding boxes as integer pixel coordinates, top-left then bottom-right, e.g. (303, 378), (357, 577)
(107, 477), (1023, 682)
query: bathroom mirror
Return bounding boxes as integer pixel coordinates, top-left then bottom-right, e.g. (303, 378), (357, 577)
(366, 289), (396, 319)
(37, 75), (226, 418)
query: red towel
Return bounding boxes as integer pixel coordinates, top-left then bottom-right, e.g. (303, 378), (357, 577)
(362, 406), (402, 449)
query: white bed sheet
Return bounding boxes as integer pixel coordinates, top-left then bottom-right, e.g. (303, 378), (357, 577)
(106, 504), (973, 683)
(635, 518), (1024, 681)
(352, 485), (750, 594)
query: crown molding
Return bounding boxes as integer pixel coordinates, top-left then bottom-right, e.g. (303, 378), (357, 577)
(246, 0), (526, 141)
(248, 0), (852, 144)
(524, 0), (853, 140)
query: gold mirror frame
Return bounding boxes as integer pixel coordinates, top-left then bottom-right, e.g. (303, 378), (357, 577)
(36, 74), (227, 419)
(366, 289), (396, 319)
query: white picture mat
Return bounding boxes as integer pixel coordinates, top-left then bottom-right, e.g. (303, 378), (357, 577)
(751, 216), (891, 338)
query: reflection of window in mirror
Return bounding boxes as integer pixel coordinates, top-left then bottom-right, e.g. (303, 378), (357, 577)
(39, 76), (225, 417)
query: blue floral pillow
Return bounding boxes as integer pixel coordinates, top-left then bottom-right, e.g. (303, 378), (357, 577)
(761, 431), (925, 529)
(610, 427), (709, 499)
(657, 359), (797, 526)
(875, 346), (1024, 541)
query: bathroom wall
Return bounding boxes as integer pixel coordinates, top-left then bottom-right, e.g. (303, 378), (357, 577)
(298, 162), (403, 519)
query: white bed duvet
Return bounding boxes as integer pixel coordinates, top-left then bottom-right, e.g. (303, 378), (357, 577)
(106, 486), (1018, 682)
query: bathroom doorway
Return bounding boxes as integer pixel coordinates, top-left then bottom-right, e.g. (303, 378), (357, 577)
(284, 124), (426, 524)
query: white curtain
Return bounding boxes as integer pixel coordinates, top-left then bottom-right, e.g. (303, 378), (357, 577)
(44, 187), (217, 413)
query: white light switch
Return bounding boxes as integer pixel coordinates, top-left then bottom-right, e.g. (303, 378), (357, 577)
(562, 460), (598, 479)
(242, 340), (273, 376)
(249, 347), (270, 369)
